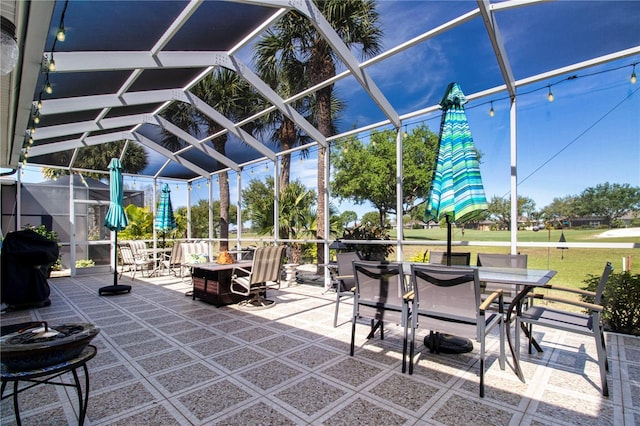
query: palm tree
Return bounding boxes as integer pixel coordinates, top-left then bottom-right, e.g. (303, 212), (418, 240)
(161, 68), (260, 251)
(42, 140), (147, 180)
(254, 41), (312, 190)
(252, 0), (383, 265)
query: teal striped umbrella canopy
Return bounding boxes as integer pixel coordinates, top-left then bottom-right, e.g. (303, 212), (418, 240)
(104, 158), (129, 231)
(155, 184), (177, 232)
(425, 83), (487, 224)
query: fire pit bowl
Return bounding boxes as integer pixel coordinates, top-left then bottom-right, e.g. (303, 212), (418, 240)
(1, 322), (100, 371)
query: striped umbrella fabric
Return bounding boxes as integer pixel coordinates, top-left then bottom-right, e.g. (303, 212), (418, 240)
(425, 82), (487, 224)
(424, 83), (487, 264)
(104, 158), (129, 231)
(103, 158), (129, 290)
(155, 183), (177, 233)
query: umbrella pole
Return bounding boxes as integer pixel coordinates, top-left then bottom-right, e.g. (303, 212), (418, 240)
(446, 215), (452, 266)
(114, 231), (118, 286)
(99, 230), (131, 296)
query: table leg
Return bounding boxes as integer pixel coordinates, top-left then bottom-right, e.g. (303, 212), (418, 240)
(13, 380), (22, 426)
(507, 284), (545, 381)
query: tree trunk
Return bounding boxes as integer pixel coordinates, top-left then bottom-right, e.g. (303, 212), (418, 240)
(311, 41), (335, 271)
(214, 137), (229, 251)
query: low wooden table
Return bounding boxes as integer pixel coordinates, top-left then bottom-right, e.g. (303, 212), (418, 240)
(188, 261), (253, 307)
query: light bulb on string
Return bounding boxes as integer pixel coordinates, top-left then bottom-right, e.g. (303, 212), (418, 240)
(33, 111), (40, 124)
(36, 99), (42, 110)
(44, 77), (53, 94)
(56, 25), (66, 42)
(631, 64), (637, 84)
(547, 85), (554, 102)
(48, 58), (56, 72)
(489, 101), (495, 117)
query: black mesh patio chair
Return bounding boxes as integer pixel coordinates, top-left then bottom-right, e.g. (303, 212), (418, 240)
(517, 261), (613, 396)
(477, 253), (528, 307)
(333, 251), (362, 327)
(428, 251), (471, 266)
(405, 264), (505, 397)
(350, 261), (410, 372)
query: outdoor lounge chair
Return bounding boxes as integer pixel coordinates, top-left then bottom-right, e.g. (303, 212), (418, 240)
(349, 261), (410, 371)
(517, 261), (613, 396)
(405, 264), (505, 397)
(160, 243), (184, 277)
(333, 251), (362, 327)
(230, 245), (286, 308)
(119, 242), (153, 280)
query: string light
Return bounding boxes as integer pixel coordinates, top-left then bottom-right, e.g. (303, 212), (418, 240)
(547, 85), (554, 102)
(48, 57), (56, 72)
(33, 110), (40, 124)
(489, 101), (495, 117)
(632, 64), (637, 84)
(44, 76), (53, 94)
(56, 25), (65, 42)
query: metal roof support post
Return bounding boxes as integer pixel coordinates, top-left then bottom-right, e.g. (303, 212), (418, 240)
(187, 182), (192, 244)
(395, 127), (404, 261)
(236, 171), (242, 250)
(185, 182), (191, 241)
(152, 179), (158, 248)
(69, 173), (76, 277)
(510, 98), (518, 255)
(323, 142), (331, 288)
(273, 159), (280, 244)
(208, 176), (213, 246)
(16, 167), (22, 230)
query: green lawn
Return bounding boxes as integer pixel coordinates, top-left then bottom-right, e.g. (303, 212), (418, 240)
(394, 228), (638, 289)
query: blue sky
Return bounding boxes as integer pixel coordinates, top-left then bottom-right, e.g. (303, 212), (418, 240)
(19, 1), (640, 221)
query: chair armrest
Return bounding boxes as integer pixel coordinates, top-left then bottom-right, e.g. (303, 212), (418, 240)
(335, 274), (353, 280)
(232, 266), (251, 277)
(540, 284), (596, 297)
(403, 290), (415, 302)
(527, 293), (603, 312)
(479, 289), (503, 313)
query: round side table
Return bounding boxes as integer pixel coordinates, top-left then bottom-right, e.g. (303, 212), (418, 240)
(1, 344), (97, 426)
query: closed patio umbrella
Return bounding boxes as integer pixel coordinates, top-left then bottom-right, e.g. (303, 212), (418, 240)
(424, 83), (487, 265)
(155, 183), (177, 248)
(100, 158), (131, 295)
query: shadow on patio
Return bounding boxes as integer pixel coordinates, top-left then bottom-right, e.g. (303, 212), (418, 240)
(1, 271), (638, 425)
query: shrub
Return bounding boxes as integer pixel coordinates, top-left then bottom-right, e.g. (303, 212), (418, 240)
(341, 223), (394, 261)
(75, 259), (95, 268)
(582, 270), (640, 335)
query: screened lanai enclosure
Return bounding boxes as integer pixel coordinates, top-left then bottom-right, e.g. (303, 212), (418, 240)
(1, 0), (638, 278)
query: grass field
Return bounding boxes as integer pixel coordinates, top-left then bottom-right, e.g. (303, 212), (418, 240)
(394, 228), (638, 289)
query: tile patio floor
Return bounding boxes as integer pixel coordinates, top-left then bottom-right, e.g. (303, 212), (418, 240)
(1, 270), (638, 425)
